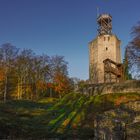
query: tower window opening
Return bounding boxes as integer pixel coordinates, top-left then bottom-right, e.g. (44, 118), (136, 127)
(104, 37), (106, 41)
(108, 37), (110, 41)
(106, 47), (108, 51)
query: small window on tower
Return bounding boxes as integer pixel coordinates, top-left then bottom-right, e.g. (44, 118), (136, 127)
(104, 37), (106, 41)
(106, 47), (108, 51)
(108, 37), (110, 41)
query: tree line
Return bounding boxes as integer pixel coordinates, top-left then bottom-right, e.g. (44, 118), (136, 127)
(0, 21), (140, 102)
(0, 43), (73, 102)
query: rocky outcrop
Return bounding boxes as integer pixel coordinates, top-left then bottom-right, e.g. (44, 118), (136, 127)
(93, 101), (140, 140)
(0, 93), (139, 139)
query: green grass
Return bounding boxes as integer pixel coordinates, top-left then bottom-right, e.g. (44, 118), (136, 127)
(0, 92), (140, 139)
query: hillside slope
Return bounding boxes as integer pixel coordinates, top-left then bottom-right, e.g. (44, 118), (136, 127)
(0, 93), (140, 139)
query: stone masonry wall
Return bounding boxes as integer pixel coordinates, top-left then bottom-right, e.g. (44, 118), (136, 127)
(85, 80), (140, 96)
(89, 34), (121, 84)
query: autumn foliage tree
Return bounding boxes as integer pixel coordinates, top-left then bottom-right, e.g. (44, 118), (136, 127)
(0, 43), (72, 101)
(0, 43), (19, 102)
(53, 72), (71, 98)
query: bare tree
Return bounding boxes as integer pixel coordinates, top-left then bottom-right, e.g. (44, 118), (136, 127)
(49, 55), (68, 81)
(15, 49), (35, 99)
(127, 21), (140, 79)
(0, 43), (19, 102)
(30, 54), (50, 99)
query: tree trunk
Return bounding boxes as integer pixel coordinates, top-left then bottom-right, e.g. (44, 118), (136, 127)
(4, 75), (7, 102)
(50, 88), (52, 97)
(17, 78), (20, 100)
(20, 79), (23, 99)
(59, 94), (62, 99)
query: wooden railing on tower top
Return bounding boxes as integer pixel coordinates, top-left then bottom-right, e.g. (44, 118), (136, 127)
(103, 58), (124, 83)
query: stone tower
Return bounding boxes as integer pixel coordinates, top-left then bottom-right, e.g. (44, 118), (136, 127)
(89, 14), (121, 84)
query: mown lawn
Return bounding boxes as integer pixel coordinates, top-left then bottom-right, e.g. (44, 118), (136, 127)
(0, 92), (140, 139)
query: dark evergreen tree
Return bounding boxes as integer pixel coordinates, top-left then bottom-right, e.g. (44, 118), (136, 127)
(123, 48), (132, 80)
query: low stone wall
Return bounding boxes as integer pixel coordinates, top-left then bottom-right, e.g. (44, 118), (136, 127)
(85, 80), (140, 95)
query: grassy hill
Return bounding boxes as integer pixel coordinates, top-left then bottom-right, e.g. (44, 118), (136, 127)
(0, 92), (140, 139)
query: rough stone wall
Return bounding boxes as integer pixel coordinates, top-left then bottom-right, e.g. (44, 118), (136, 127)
(89, 34), (121, 84)
(89, 38), (98, 83)
(93, 101), (140, 140)
(86, 80), (140, 96)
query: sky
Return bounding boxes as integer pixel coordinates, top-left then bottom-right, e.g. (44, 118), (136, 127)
(0, 0), (140, 80)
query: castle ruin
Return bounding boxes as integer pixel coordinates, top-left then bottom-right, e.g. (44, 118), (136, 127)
(89, 14), (123, 84)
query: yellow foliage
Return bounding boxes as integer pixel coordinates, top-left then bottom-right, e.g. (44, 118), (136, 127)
(62, 118), (70, 127)
(36, 80), (47, 90)
(0, 69), (5, 81)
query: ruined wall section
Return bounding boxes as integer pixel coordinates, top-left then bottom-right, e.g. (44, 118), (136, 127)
(89, 38), (98, 83)
(89, 34), (121, 84)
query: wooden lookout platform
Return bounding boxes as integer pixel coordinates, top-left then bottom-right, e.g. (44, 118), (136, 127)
(103, 58), (124, 83)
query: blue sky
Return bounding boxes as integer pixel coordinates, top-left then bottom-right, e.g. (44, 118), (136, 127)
(0, 0), (140, 79)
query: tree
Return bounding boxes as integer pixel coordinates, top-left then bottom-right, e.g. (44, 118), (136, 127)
(53, 72), (71, 98)
(49, 56), (71, 98)
(77, 80), (87, 93)
(49, 55), (68, 80)
(0, 68), (5, 100)
(0, 43), (71, 101)
(31, 55), (50, 99)
(70, 77), (80, 92)
(0, 43), (19, 102)
(123, 48), (132, 80)
(15, 49), (35, 99)
(127, 21), (140, 79)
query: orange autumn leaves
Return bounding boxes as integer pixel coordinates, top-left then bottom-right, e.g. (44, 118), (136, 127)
(35, 72), (71, 98)
(53, 72), (71, 97)
(36, 80), (48, 91)
(114, 94), (140, 106)
(0, 69), (5, 81)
